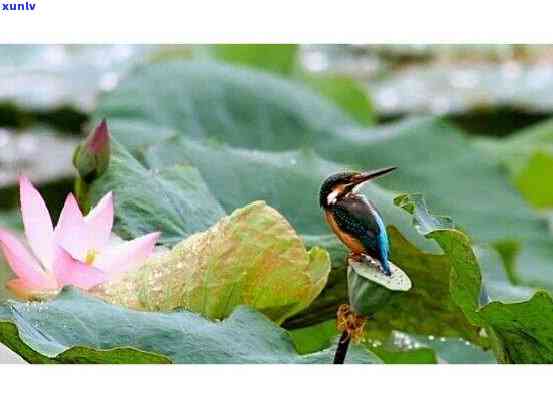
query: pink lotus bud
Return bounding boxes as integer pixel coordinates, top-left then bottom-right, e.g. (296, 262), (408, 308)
(87, 119), (110, 154)
(74, 119), (111, 181)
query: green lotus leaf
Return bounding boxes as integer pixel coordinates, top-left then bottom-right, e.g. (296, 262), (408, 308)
(201, 45), (375, 125)
(84, 139), (226, 246)
(368, 331), (496, 364)
(92, 60), (553, 292)
(369, 344), (438, 364)
(143, 138), (436, 329)
(397, 193), (553, 363)
(93, 61), (356, 154)
(83, 59), (553, 362)
(301, 73), (375, 126)
(0, 287), (377, 364)
(368, 226), (484, 344)
(81, 123), (487, 343)
(290, 320), (495, 364)
(477, 119), (553, 210)
(205, 44), (299, 76)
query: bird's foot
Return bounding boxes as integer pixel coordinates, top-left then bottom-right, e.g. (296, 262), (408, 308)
(348, 252), (377, 266)
(347, 253), (392, 276)
(336, 304), (367, 344)
(347, 252), (366, 264)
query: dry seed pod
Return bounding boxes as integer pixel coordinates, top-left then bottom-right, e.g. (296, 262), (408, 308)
(347, 258), (412, 317)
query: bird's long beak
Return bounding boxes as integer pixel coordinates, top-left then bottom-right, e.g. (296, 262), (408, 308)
(351, 166), (397, 185)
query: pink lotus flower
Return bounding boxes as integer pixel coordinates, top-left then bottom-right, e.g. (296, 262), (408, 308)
(0, 176), (160, 299)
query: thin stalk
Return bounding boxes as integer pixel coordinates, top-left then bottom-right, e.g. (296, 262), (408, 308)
(333, 331), (351, 364)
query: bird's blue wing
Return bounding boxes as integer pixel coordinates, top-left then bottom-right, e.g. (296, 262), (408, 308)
(331, 195), (391, 275)
(369, 207), (391, 275)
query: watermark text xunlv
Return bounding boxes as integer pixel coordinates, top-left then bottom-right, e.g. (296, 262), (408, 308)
(1, 2), (36, 11)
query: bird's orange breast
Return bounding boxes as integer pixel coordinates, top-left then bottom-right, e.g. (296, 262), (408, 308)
(324, 209), (365, 254)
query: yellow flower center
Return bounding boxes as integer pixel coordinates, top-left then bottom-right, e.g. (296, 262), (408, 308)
(84, 249), (98, 265)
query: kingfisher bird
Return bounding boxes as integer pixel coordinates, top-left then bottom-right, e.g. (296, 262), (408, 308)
(319, 167), (397, 276)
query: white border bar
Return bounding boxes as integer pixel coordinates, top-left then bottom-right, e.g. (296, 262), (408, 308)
(1, 0), (553, 43)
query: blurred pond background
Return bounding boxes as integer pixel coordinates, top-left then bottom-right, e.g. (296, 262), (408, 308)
(2, 44), (553, 363)
(3, 45), (553, 219)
